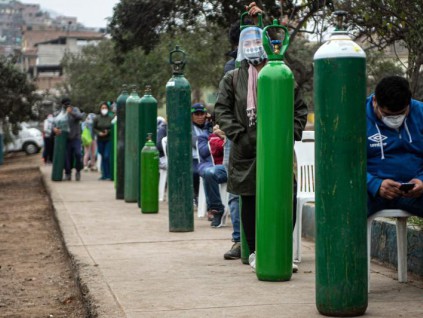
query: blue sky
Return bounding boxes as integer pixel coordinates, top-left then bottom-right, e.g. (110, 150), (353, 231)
(21, 0), (120, 28)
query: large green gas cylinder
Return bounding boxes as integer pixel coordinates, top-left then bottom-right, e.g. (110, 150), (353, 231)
(124, 86), (141, 202)
(166, 46), (194, 232)
(141, 133), (159, 213)
(137, 86), (158, 208)
(113, 117), (117, 185)
(51, 110), (69, 181)
(116, 85), (129, 199)
(256, 20), (294, 281)
(110, 118), (115, 182)
(314, 13), (367, 316)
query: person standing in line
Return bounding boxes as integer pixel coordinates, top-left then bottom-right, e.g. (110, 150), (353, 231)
(222, 21), (242, 260)
(215, 3), (308, 272)
(53, 98), (84, 181)
(94, 102), (113, 180)
(42, 114), (54, 164)
(82, 113), (98, 172)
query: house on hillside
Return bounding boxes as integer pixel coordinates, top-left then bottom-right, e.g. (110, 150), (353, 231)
(21, 29), (104, 90)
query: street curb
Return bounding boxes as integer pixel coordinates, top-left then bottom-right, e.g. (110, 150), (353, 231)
(39, 167), (125, 318)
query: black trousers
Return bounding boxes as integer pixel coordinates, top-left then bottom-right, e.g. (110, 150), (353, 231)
(241, 179), (297, 253)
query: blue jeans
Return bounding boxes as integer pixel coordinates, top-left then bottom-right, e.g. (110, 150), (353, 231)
(229, 193), (240, 242)
(368, 194), (423, 217)
(200, 165), (227, 213)
(97, 140), (111, 179)
(65, 138), (82, 175)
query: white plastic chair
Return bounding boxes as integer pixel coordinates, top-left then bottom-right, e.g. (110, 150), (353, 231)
(196, 140), (229, 226)
(367, 209), (412, 291)
(159, 136), (167, 202)
(293, 130), (315, 263)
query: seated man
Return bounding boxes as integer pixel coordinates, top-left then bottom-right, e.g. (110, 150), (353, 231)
(191, 103), (212, 205)
(197, 125), (227, 227)
(367, 76), (423, 217)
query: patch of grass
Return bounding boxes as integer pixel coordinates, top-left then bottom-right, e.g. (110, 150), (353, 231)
(408, 216), (423, 229)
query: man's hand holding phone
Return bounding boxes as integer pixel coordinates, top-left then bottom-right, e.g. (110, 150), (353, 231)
(378, 179), (402, 200)
(401, 179), (423, 198)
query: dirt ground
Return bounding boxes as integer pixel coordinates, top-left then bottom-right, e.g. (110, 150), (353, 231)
(0, 152), (89, 317)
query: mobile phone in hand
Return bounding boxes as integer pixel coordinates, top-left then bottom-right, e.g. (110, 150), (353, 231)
(399, 183), (415, 193)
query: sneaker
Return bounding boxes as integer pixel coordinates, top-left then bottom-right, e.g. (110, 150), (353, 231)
(91, 166), (98, 172)
(207, 211), (213, 221)
(84, 166), (89, 172)
(224, 242), (241, 260)
(210, 211), (223, 228)
(75, 171), (81, 181)
(208, 209), (219, 222)
(64, 174), (71, 181)
(248, 252), (256, 271)
(292, 263), (298, 273)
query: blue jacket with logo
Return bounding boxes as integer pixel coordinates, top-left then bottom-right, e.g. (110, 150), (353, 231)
(366, 94), (423, 197)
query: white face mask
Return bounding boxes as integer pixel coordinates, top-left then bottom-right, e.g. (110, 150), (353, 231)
(381, 114), (406, 129)
(101, 109), (108, 116)
(243, 45), (266, 66)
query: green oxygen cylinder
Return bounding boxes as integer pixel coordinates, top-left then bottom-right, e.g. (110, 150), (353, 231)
(110, 117), (115, 182)
(124, 86), (141, 202)
(116, 85), (129, 199)
(256, 20), (294, 281)
(166, 46), (194, 232)
(51, 110), (70, 181)
(113, 116), (117, 185)
(314, 11), (367, 316)
(137, 86), (158, 208)
(141, 133), (159, 213)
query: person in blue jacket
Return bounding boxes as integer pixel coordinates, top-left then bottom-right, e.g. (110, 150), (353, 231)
(367, 76), (423, 217)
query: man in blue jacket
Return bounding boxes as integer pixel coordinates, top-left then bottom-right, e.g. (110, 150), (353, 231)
(367, 76), (423, 216)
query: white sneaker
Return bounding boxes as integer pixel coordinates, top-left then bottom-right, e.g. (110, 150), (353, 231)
(84, 166), (89, 172)
(248, 252), (256, 272)
(292, 263), (299, 273)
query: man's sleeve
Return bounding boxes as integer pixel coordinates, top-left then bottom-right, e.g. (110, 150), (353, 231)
(70, 107), (83, 120)
(367, 172), (383, 198)
(215, 71), (247, 144)
(197, 134), (211, 159)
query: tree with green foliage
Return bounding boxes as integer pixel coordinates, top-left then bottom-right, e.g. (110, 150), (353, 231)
(61, 26), (229, 112)
(108, 0), (335, 108)
(0, 56), (40, 135)
(338, 0), (423, 98)
(365, 50), (404, 95)
(109, 1), (335, 53)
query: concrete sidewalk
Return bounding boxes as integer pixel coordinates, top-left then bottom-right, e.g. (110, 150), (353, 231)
(40, 166), (423, 318)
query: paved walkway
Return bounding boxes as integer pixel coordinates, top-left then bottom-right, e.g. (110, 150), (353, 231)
(40, 166), (423, 318)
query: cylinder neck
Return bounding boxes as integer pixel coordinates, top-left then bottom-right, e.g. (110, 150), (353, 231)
(144, 85), (152, 96)
(121, 84), (128, 95)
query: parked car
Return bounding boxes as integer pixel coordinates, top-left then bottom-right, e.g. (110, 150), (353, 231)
(5, 123), (44, 155)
